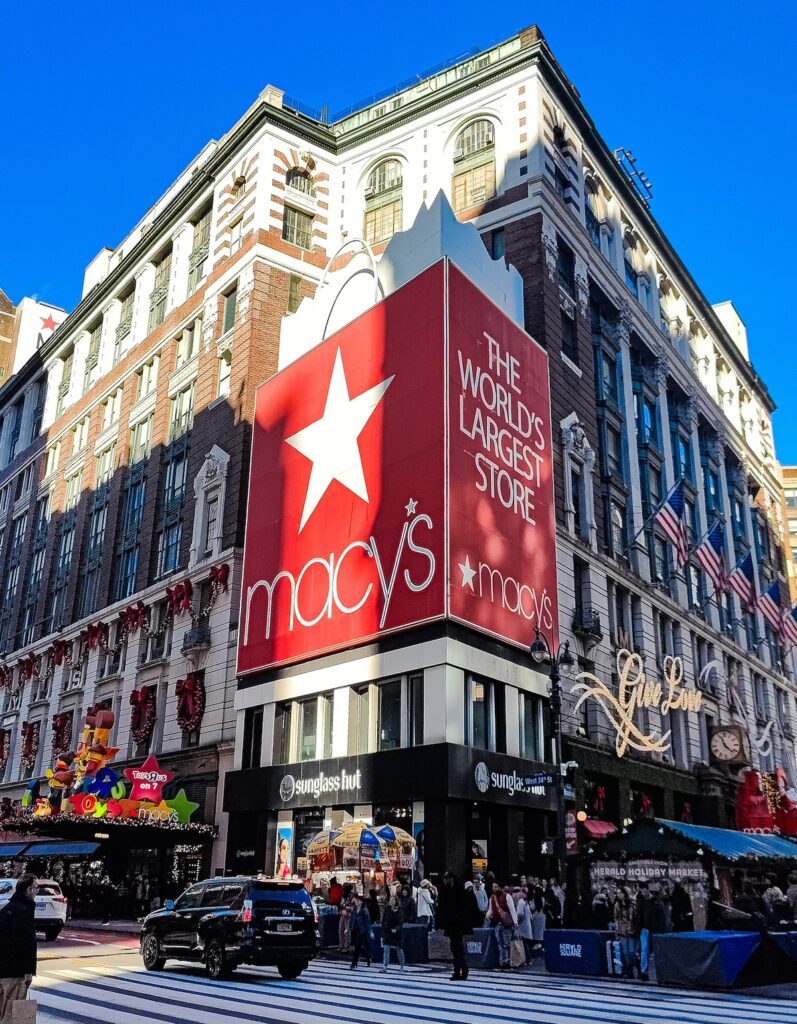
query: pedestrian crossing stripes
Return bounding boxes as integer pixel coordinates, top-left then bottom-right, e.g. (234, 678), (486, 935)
(33, 955), (797, 1024)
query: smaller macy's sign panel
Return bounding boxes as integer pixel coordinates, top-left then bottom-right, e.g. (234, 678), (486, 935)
(238, 260), (557, 675)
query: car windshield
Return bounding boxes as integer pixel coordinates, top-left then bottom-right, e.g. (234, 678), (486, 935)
(37, 884), (61, 897)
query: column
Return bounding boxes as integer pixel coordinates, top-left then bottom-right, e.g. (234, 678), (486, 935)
(617, 314), (648, 581)
(170, 223), (194, 311)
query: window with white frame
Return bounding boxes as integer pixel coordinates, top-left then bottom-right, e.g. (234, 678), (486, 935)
(102, 389), (122, 431)
(217, 350), (232, 398)
(363, 159), (403, 245)
(64, 471), (82, 510)
(282, 206), (313, 250)
(222, 286), (237, 336)
(148, 248), (172, 333)
(114, 286), (135, 362)
(465, 675), (506, 752)
(72, 416), (90, 453)
(129, 416), (152, 464)
(518, 691), (544, 760)
(229, 218), (243, 256)
(190, 446), (229, 567)
(187, 205), (212, 295)
(452, 120), (496, 213)
(95, 444), (115, 487)
(44, 442), (60, 479)
(175, 319), (201, 369)
(136, 356), (159, 400)
(169, 383), (195, 441)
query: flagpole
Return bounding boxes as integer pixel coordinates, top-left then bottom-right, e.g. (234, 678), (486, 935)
(623, 479), (683, 558)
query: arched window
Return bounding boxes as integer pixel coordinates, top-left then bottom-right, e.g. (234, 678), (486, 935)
(452, 120), (495, 213)
(286, 168), (316, 197)
(363, 159), (402, 244)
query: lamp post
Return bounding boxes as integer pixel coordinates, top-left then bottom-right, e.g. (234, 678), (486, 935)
(530, 626), (574, 886)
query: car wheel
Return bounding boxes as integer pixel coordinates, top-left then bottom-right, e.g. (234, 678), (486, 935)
(277, 962), (306, 980)
(43, 926), (60, 942)
(205, 938), (231, 980)
(142, 933), (166, 972)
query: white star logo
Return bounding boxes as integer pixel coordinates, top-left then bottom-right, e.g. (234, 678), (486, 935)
(459, 554), (476, 591)
(286, 349), (394, 532)
(405, 498), (418, 517)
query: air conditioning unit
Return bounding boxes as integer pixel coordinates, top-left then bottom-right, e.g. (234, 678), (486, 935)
(453, 148), (465, 161)
(364, 186), (375, 199)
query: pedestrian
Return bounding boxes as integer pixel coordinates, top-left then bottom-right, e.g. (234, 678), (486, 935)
(328, 878), (343, 907)
(550, 877), (565, 918)
(416, 879), (437, 932)
(637, 884), (666, 981)
(670, 881), (694, 932)
(0, 873), (38, 1020)
(612, 885), (637, 978)
(484, 871), (496, 898)
(543, 881), (561, 929)
(366, 889), (381, 925)
(489, 884), (517, 969)
(514, 887), (533, 963)
(438, 873), (479, 981)
(380, 895), (405, 972)
(350, 895), (373, 969)
(591, 889), (611, 931)
(399, 884), (417, 924)
(338, 885), (353, 952)
(787, 873), (797, 921)
(472, 875), (489, 918)
(531, 887), (546, 950)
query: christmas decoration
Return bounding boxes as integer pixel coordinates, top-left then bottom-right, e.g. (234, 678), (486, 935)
(166, 580), (193, 618)
(129, 687), (156, 746)
(0, 730), (10, 773)
(175, 673), (205, 734)
(19, 654), (39, 681)
(119, 601), (148, 635)
(209, 563), (229, 593)
(80, 621), (105, 651)
(50, 712), (73, 757)
(19, 721), (40, 772)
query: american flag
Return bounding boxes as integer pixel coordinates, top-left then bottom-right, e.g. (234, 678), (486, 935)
(728, 551), (756, 609)
(655, 482), (689, 568)
(757, 581), (784, 635)
(694, 522), (727, 593)
(783, 604), (797, 647)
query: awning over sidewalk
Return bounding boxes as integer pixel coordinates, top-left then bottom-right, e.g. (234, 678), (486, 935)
(581, 819), (617, 839)
(659, 820), (797, 862)
(596, 817), (797, 864)
(24, 842), (99, 857)
(0, 843), (30, 857)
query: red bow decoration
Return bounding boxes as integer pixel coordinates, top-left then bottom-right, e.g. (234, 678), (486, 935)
(640, 793), (652, 814)
(120, 601), (148, 634)
(593, 786), (606, 813)
(20, 721), (39, 770)
(80, 622), (105, 651)
(0, 667), (8, 689)
(50, 640), (66, 666)
(18, 654), (39, 682)
(166, 580), (193, 617)
(681, 802), (692, 823)
(51, 712), (72, 756)
(175, 673), (205, 734)
(129, 687), (156, 746)
(209, 564), (230, 593)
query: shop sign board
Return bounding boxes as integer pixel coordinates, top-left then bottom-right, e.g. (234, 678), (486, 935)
(238, 260), (558, 675)
(591, 859), (706, 884)
(573, 651), (702, 757)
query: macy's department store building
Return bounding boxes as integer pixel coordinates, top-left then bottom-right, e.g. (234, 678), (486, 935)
(224, 201), (561, 882)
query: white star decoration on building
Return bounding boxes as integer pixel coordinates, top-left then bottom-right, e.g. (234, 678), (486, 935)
(459, 554), (476, 591)
(286, 348), (394, 532)
(405, 498), (418, 517)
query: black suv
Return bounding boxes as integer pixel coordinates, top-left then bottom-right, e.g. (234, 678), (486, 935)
(140, 877), (318, 980)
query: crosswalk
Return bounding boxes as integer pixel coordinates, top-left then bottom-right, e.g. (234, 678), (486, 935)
(31, 955), (797, 1024)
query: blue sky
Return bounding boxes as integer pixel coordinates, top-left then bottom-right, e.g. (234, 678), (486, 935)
(1, 1), (795, 459)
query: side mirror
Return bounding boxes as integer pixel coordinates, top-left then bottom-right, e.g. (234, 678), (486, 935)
(165, 899), (175, 911)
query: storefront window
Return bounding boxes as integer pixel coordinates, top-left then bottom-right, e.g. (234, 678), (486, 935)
(272, 702), (290, 764)
(242, 706), (263, 769)
(409, 673), (423, 746)
(378, 680), (402, 751)
(519, 692), (541, 760)
(299, 698), (317, 761)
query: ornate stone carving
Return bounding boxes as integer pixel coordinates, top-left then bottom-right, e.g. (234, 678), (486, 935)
(575, 272), (589, 319)
(542, 232), (557, 282)
(236, 261), (256, 321)
(202, 294), (219, 352)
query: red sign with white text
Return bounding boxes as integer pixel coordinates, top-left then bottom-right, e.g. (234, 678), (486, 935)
(238, 260), (557, 675)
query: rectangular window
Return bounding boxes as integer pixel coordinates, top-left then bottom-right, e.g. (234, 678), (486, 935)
(129, 416), (152, 464)
(242, 706), (264, 770)
(321, 693), (334, 760)
(121, 478), (146, 535)
(601, 351), (618, 405)
(187, 207), (212, 294)
(115, 545), (139, 601)
(56, 349), (74, 416)
(44, 442), (60, 479)
(229, 218), (243, 256)
(65, 471), (82, 510)
(561, 312), (577, 363)
(378, 680), (402, 751)
(288, 275), (301, 314)
(136, 356), (159, 399)
(272, 703), (291, 764)
(222, 286), (237, 335)
(163, 449), (188, 505)
(83, 321), (103, 393)
(175, 320), (201, 369)
(95, 445), (115, 487)
(519, 692), (541, 760)
(282, 206), (313, 250)
(350, 685), (370, 755)
(73, 416), (89, 453)
(156, 522), (182, 577)
(557, 238), (576, 296)
(115, 287), (135, 362)
(148, 250), (172, 333)
(452, 161), (496, 213)
(169, 383), (195, 441)
(102, 389), (122, 432)
(468, 677), (490, 750)
(203, 496), (218, 557)
(610, 500), (627, 558)
(363, 200), (402, 245)
(409, 673), (423, 747)
(606, 425), (622, 478)
(299, 698), (317, 761)
(217, 351), (232, 399)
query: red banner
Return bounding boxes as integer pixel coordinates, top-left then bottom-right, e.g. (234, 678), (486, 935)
(237, 260), (556, 674)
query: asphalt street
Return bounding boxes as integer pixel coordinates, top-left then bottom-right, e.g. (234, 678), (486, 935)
(23, 930), (797, 1024)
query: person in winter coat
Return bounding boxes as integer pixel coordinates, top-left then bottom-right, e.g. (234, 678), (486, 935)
(381, 895), (405, 972)
(591, 889), (612, 931)
(0, 873), (38, 1019)
(472, 876), (489, 918)
(531, 887), (546, 949)
(670, 882), (694, 932)
(514, 887), (534, 963)
(637, 885), (667, 980)
(366, 890), (381, 925)
(328, 879), (343, 907)
(543, 883), (561, 929)
(399, 885), (417, 924)
(350, 895), (373, 969)
(489, 885), (518, 969)
(438, 874), (479, 981)
(416, 879), (437, 932)
(612, 885), (637, 978)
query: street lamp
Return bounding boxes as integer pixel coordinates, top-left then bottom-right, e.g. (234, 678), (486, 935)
(531, 626), (574, 886)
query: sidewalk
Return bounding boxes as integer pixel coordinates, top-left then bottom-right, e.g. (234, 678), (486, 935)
(66, 918), (141, 936)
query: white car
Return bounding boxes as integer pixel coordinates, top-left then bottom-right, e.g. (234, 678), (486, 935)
(0, 878), (68, 941)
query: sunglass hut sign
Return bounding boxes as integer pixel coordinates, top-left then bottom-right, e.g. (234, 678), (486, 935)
(238, 261), (558, 674)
